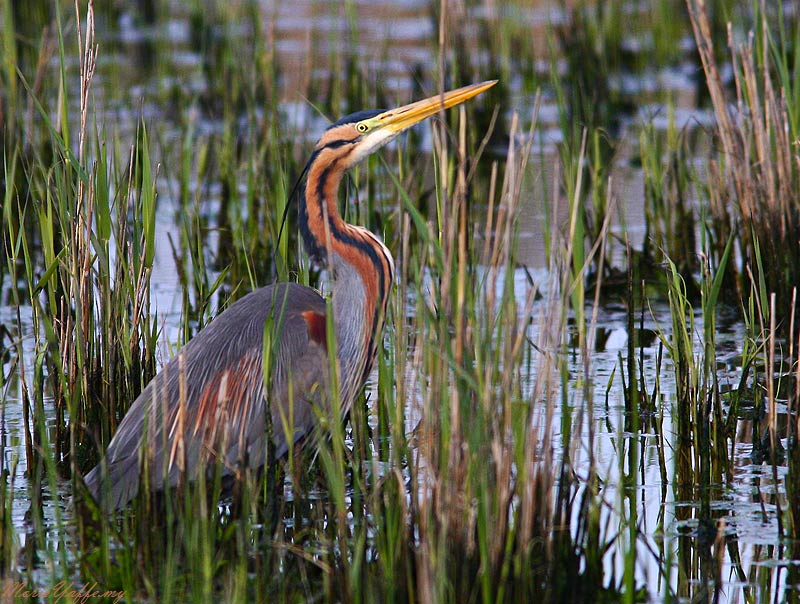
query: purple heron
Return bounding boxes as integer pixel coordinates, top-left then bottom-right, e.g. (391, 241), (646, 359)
(84, 80), (497, 509)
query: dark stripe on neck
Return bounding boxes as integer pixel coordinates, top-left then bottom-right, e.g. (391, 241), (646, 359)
(298, 180), (326, 266)
(298, 153), (393, 380)
(322, 139), (353, 150)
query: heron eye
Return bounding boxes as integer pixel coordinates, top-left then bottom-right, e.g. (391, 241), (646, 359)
(356, 123), (369, 133)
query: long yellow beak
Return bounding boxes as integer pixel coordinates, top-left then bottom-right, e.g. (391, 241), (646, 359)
(374, 80), (497, 133)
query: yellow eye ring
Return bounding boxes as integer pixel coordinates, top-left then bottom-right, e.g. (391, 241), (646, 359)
(356, 123), (369, 133)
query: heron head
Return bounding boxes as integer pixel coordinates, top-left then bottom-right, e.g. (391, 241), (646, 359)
(315, 80), (498, 168)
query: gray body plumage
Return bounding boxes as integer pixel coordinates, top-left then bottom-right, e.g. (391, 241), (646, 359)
(84, 283), (331, 509)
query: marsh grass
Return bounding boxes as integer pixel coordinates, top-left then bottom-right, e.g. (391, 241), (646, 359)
(2, 0), (160, 578)
(639, 118), (698, 287)
(548, 2), (683, 297)
(544, 1), (800, 597)
(688, 0), (800, 329)
(684, 0), (800, 550)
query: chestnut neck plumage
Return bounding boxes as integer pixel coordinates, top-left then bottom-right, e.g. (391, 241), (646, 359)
(297, 141), (394, 406)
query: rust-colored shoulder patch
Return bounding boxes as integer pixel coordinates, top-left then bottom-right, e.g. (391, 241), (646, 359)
(301, 310), (327, 347)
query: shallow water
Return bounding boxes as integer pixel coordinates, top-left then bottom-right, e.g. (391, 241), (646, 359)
(1, 1), (795, 602)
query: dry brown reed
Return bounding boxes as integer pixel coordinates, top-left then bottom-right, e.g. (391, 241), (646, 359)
(688, 0), (800, 325)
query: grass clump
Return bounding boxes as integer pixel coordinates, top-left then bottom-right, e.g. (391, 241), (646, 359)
(2, 0), (160, 558)
(688, 0), (800, 331)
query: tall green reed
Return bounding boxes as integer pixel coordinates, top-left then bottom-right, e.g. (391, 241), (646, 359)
(3, 0), (160, 525)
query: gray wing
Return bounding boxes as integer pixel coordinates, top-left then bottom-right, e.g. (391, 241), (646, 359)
(84, 283), (330, 510)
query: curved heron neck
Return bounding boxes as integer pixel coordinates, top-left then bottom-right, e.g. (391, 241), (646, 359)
(299, 152), (394, 400)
